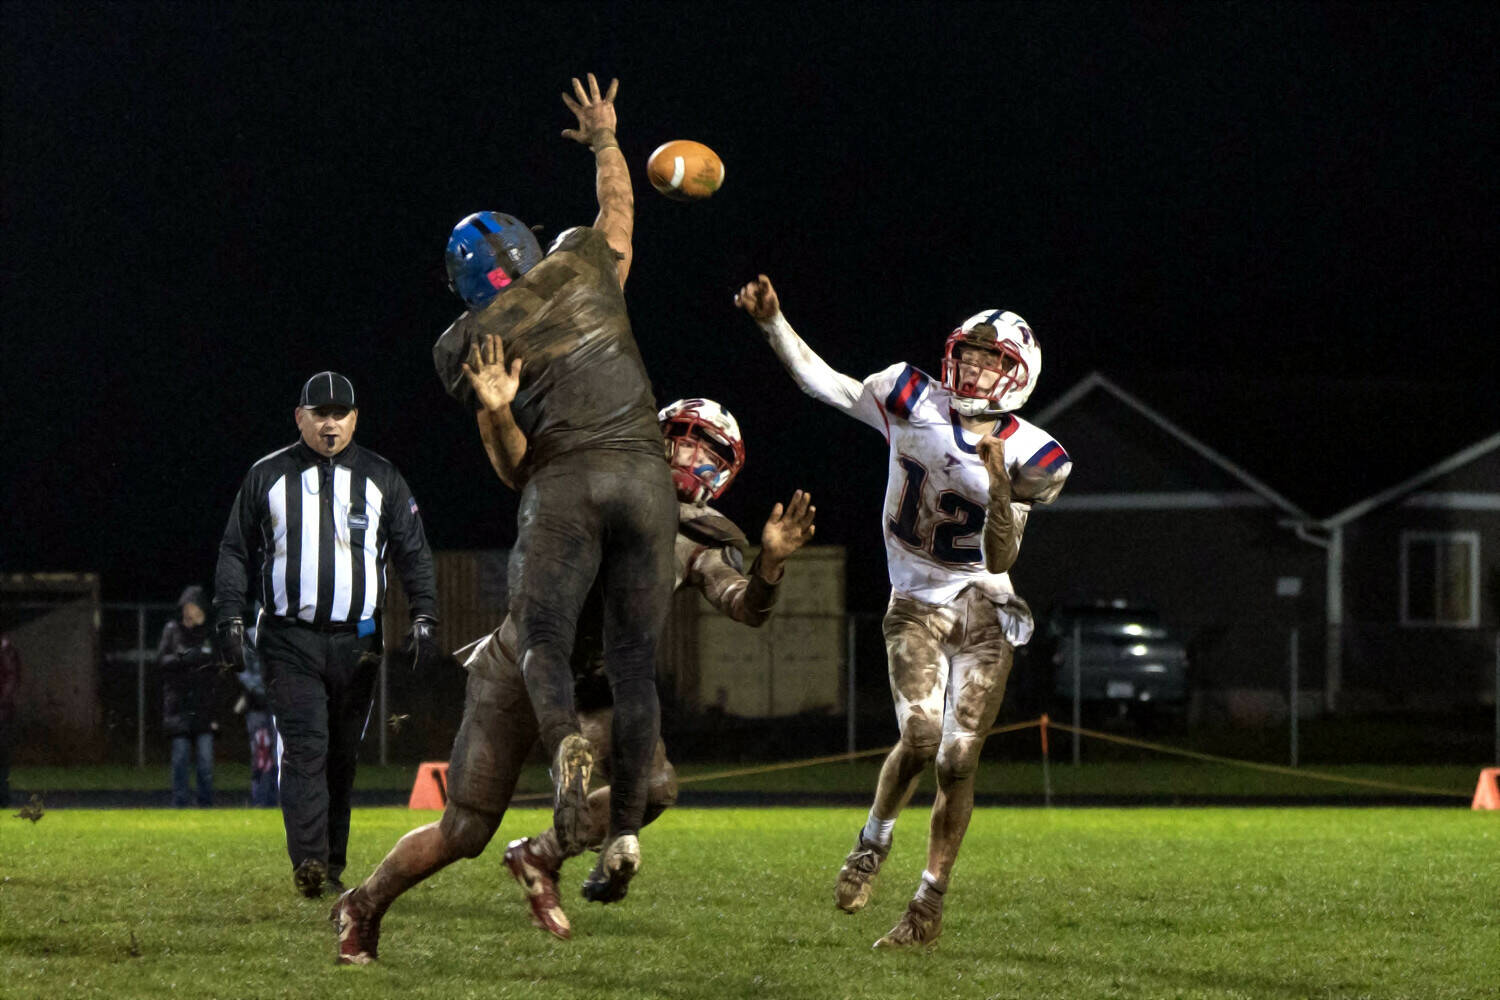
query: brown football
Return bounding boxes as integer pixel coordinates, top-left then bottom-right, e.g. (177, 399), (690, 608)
(646, 140), (725, 200)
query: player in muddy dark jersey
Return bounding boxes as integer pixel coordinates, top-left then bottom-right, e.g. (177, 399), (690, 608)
(431, 74), (675, 902)
(328, 394), (816, 963)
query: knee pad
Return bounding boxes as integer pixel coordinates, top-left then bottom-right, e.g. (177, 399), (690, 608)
(648, 761), (679, 811)
(440, 803), (501, 859)
(898, 713), (942, 758)
(936, 733), (983, 784)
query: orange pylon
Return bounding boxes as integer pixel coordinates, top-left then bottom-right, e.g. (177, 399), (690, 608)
(407, 761), (450, 809)
(1471, 768), (1500, 811)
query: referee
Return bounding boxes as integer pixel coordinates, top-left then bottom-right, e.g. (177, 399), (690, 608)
(214, 371), (442, 899)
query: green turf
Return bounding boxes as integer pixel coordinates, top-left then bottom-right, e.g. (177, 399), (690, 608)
(2, 807), (1495, 999)
(10, 759), (1482, 800)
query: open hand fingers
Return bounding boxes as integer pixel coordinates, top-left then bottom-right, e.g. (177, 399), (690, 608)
(603, 77), (618, 103)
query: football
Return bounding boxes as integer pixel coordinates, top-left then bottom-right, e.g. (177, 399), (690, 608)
(646, 140), (725, 200)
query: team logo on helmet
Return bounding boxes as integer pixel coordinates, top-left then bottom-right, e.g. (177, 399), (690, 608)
(445, 211), (544, 309)
(941, 309), (1041, 415)
(658, 398), (746, 504)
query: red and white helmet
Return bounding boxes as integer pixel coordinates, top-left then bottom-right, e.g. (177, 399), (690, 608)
(658, 398), (746, 504)
(941, 309), (1041, 416)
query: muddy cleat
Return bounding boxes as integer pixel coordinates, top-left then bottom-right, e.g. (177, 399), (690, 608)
(550, 733), (594, 855)
(873, 895), (943, 950)
(581, 833), (640, 904)
(835, 834), (889, 913)
(329, 888), (382, 965)
(504, 837), (572, 940)
(293, 858), (327, 899)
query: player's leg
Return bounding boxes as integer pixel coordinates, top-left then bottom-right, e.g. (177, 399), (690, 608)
(336, 661), (543, 961)
(877, 592), (1014, 950)
(260, 621), (335, 897)
(584, 456), (677, 903)
(518, 706), (677, 871)
(511, 460), (605, 852)
(837, 595), (955, 913)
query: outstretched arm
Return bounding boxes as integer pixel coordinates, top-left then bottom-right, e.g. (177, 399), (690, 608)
(561, 73), (632, 288)
(463, 333), (528, 490)
(734, 275), (865, 414)
(691, 491), (817, 627)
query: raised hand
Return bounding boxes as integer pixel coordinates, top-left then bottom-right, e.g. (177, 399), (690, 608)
(462, 334), (522, 413)
(561, 73), (619, 147)
(760, 489), (816, 573)
(733, 274), (780, 322)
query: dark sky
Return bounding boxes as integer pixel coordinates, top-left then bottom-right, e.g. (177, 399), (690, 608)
(2, 2), (1495, 611)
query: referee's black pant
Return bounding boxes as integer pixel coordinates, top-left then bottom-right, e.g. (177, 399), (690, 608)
(259, 617), (379, 881)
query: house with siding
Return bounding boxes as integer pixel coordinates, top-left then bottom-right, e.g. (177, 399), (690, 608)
(1017, 372), (1499, 718)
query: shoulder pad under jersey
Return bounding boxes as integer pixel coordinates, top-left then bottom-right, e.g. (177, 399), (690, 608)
(1013, 437), (1072, 504)
(882, 364), (932, 419)
(677, 503), (748, 551)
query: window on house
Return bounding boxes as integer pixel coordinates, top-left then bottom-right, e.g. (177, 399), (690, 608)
(1400, 531), (1479, 627)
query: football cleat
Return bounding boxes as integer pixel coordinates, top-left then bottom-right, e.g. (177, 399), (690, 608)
(293, 857), (327, 899)
(835, 834), (889, 913)
(581, 833), (640, 904)
(551, 733), (595, 856)
(329, 888), (382, 965)
(873, 895), (943, 950)
(504, 837), (572, 940)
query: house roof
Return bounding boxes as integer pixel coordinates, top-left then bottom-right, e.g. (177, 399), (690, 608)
(1033, 371), (1500, 521)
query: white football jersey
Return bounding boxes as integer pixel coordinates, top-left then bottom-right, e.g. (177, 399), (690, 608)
(848, 363), (1071, 642)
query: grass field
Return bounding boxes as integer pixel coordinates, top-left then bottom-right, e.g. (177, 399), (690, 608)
(3, 806), (1496, 999)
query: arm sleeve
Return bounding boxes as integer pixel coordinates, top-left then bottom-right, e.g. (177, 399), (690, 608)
(688, 545), (780, 627)
(758, 312), (890, 433)
(213, 477), (259, 624)
(384, 472), (439, 620)
(981, 494), (1029, 574)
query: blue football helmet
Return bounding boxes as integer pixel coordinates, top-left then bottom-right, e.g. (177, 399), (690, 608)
(445, 211), (543, 309)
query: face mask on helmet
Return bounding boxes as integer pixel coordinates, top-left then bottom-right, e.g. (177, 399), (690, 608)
(657, 398), (746, 504)
(445, 211), (544, 309)
(941, 309), (1041, 415)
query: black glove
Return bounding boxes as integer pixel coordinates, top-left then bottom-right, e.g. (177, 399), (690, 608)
(407, 614), (443, 672)
(216, 618), (246, 672)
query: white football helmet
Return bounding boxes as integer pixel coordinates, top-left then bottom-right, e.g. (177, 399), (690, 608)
(941, 310), (1041, 416)
(658, 398), (746, 504)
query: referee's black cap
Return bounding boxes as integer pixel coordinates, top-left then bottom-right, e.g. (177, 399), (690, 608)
(299, 371), (357, 409)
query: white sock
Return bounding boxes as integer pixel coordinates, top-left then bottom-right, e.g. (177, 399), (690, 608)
(915, 870), (947, 906)
(861, 812), (896, 849)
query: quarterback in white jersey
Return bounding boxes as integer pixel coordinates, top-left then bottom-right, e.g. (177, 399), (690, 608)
(736, 274), (1070, 950)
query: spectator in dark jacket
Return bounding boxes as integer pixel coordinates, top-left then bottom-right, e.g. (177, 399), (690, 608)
(158, 585), (218, 807)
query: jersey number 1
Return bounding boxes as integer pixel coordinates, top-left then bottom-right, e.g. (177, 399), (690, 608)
(888, 456), (986, 564)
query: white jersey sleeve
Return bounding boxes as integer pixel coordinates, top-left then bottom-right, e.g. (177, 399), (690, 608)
(759, 312), (892, 434)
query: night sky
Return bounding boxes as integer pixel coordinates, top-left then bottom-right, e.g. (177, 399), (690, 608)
(3, 2), (1495, 612)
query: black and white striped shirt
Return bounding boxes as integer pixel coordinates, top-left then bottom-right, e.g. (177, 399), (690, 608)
(214, 441), (437, 626)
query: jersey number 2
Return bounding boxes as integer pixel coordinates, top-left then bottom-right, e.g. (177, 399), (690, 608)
(888, 456), (986, 564)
